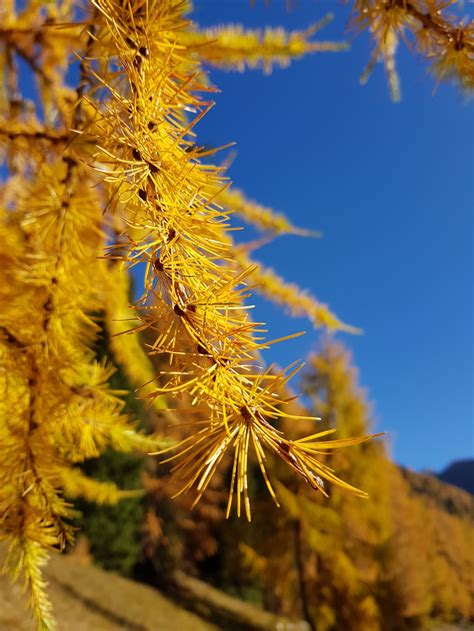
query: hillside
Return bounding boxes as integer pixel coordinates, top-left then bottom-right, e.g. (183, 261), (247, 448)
(400, 465), (474, 520)
(0, 546), (309, 631)
(1, 533), (472, 631)
(1, 468), (472, 631)
(1, 549), (471, 631)
(0, 549), (218, 631)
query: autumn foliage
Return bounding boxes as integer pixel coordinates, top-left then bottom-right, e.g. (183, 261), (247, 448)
(0, 1), (472, 630)
(144, 342), (474, 631)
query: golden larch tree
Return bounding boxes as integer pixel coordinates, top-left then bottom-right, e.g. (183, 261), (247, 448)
(0, 1), (472, 629)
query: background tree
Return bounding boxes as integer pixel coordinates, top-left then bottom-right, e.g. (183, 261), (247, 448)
(0, 1), (472, 630)
(188, 341), (473, 631)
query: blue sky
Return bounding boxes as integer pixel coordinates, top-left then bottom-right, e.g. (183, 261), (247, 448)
(190, 1), (473, 472)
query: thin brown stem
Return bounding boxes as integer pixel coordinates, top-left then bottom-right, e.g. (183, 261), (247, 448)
(392, 0), (473, 52)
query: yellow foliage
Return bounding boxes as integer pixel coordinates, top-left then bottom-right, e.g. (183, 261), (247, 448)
(234, 247), (359, 333)
(0, 162), (161, 627)
(0, 3), (371, 627)
(239, 542), (268, 579)
(1, 1), (470, 629)
(218, 187), (320, 237)
(353, 0), (474, 98)
(222, 342), (474, 630)
(82, 0), (372, 526)
(180, 16), (348, 73)
(59, 468), (142, 505)
(102, 263), (168, 412)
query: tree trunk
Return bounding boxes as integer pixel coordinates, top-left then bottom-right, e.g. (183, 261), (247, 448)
(293, 520), (317, 631)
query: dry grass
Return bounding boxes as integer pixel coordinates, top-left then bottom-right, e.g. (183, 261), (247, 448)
(0, 547), (217, 631)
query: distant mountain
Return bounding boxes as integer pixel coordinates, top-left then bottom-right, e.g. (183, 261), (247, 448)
(438, 459), (474, 495)
(399, 465), (474, 521)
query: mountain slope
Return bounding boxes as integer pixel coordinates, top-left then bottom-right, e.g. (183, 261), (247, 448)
(400, 465), (474, 520)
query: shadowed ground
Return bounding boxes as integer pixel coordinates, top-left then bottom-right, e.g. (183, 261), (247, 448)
(0, 551), (217, 631)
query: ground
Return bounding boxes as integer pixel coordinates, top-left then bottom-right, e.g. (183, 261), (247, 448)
(0, 549), (471, 631)
(0, 551), (218, 631)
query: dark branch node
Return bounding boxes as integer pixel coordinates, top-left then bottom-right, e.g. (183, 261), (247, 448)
(1, 326), (24, 347)
(173, 304), (185, 317)
(43, 298), (53, 312)
(240, 406), (253, 423)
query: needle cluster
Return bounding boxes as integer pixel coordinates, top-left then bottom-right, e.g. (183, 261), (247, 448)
(353, 0), (474, 99)
(83, 0), (376, 527)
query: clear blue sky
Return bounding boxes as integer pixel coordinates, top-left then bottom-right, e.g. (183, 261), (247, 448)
(190, 1), (473, 472)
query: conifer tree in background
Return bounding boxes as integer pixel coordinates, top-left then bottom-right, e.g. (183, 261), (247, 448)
(214, 341), (392, 631)
(0, 1), (472, 629)
(202, 341), (473, 631)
